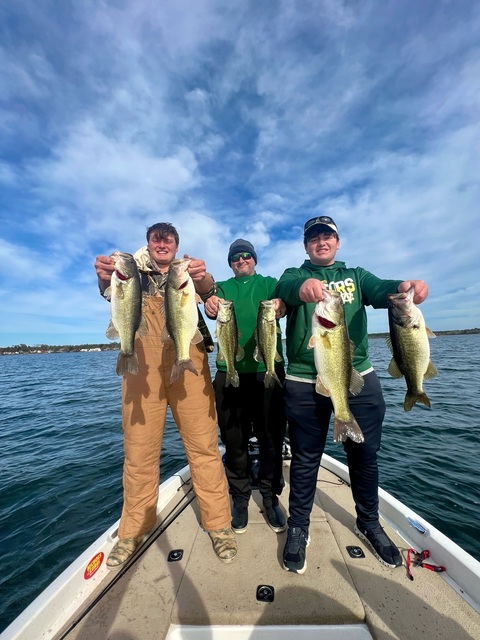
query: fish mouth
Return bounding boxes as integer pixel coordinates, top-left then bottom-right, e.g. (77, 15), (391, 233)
(318, 315), (336, 329)
(115, 270), (131, 281)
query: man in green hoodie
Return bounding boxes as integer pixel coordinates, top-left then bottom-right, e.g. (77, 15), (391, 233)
(205, 239), (287, 535)
(276, 216), (429, 574)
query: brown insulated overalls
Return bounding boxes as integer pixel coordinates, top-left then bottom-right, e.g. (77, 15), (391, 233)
(118, 294), (231, 539)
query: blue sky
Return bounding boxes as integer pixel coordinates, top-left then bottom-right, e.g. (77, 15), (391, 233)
(1, 0), (479, 347)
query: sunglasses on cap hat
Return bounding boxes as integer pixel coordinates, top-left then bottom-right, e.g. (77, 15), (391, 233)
(304, 216), (338, 235)
(231, 252), (253, 262)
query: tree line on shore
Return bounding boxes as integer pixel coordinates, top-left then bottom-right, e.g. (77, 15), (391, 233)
(1, 328), (479, 356)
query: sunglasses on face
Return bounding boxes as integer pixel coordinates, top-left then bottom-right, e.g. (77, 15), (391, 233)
(231, 252), (253, 262)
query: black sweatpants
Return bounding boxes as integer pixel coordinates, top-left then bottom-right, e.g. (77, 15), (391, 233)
(214, 368), (286, 507)
(284, 371), (385, 532)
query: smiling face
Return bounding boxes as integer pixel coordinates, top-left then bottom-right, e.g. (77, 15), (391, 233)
(147, 231), (178, 271)
(231, 252), (256, 277)
(304, 229), (340, 266)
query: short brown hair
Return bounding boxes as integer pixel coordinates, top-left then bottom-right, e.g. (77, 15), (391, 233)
(146, 222), (179, 245)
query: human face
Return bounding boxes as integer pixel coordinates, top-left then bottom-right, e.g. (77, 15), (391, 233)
(231, 252), (255, 277)
(147, 232), (178, 271)
(305, 231), (340, 266)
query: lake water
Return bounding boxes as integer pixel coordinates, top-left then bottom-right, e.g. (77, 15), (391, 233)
(0, 334), (479, 631)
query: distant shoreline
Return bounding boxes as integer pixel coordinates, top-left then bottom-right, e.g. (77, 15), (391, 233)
(1, 328), (479, 355)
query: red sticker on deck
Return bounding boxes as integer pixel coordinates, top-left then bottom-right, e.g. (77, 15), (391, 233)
(84, 552), (104, 580)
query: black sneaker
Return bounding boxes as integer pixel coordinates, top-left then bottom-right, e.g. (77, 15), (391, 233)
(264, 503), (287, 533)
(282, 526), (310, 574)
(231, 506), (248, 533)
(354, 522), (402, 568)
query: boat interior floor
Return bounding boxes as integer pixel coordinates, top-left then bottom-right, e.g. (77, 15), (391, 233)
(59, 462), (480, 640)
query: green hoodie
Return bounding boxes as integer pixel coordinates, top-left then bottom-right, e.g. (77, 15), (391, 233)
(216, 273), (284, 374)
(275, 260), (402, 378)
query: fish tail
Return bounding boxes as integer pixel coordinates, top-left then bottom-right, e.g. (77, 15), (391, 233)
(116, 351), (139, 376)
(170, 359), (198, 383)
(333, 416), (364, 444)
(264, 370), (282, 388)
(225, 370), (240, 388)
(404, 392), (431, 412)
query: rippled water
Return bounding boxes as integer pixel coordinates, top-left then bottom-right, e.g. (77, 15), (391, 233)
(1, 335), (479, 631)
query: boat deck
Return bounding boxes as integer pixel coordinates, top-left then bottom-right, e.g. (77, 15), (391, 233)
(57, 462), (479, 640)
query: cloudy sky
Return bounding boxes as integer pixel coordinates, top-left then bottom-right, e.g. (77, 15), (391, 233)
(1, 0), (479, 347)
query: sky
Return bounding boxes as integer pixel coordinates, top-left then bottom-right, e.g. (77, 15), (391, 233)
(1, 0), (479, 347)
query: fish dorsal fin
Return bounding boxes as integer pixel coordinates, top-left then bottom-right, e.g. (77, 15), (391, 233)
(387, 358), (404, 379)
(160, 325), (172, 343)
(191, 328), (204, 345)
(385, 335), (394, 354)
(426, 327), (436, 338)
(236, 344), (245, 362)
(103, 286), (112, 302)
(424, 361), (438, 379)
(137, 314), (148, 339)
(349, 369), (365, 396)
(106, 320), (119, 340)
(274, 350), (282, 362)
(315, 375), (330, 397)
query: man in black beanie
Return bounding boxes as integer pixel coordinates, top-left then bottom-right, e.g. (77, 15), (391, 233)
(205, 239), (287, 534)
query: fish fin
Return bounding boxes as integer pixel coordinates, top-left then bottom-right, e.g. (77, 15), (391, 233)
(315, 376), (330, 397)
(385, 335), (393, 353)
(192, 328), (204, 345)
(253, 346), (262, 363)
(236, 345), (245, 361)
(333, 416), (364, 444)
(103, 286), (112, 302)
(307, 335), (316, 350)
(106, 320), (119, 340)
(426, 326), (436, 338)
(320, 334), (332, 349)
(387, 358), (404, 379)
(404, 392), (431, 412)
(264, 371), (282, 388)
(160, 326), (172, 343)
(276, 325), (281, 334)
(424, 362), (438, 379)
(349, 369), (365, 396)
(116, 351), (139, 376)
(180, 290), (191, 308)
(170, 359), (198, 383)
(226, 371), (240, 388)
(137, 314), (148, 339)
(274, 350), (282, 363)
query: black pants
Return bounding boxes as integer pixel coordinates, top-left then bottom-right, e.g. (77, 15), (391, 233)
(214, 369), (286, 507)
(284, 371), (385, 531)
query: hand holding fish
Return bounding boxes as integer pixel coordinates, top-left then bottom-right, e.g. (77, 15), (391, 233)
(204, 295), (220, 319)
(95, 255), (115, 293)
(183, 254), (215, 296)
(299, 278), (327, 303)
(397, 280), (428, 304)
(272, 298), (286, 319)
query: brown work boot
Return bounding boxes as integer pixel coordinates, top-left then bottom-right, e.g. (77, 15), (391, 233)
(208, 527), (237, 563)
(106, 536), (145, 568)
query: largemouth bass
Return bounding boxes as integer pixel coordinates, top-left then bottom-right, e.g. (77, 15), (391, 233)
(105, 251), (147, 376)
(215, 299), (244, 387)
(165, 258), (203, 383)
(387, 287), (437, 411)
(253, 300), (283, 388)
(309, 290), (364, 443)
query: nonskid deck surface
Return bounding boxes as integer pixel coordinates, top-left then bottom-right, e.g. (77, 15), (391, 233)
(61, 463), (480, 640)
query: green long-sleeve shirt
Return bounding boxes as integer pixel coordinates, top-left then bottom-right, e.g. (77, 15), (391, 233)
(216, 273), (284, 374)
(275, 260), (402, 378)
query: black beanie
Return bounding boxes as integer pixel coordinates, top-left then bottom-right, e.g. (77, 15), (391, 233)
(227, 239), (258, 265)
